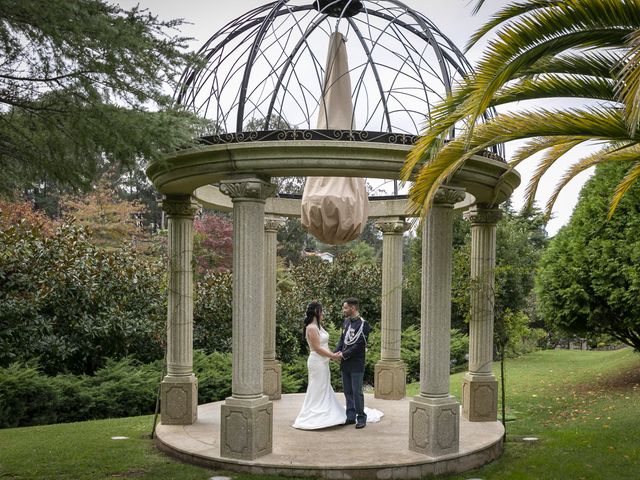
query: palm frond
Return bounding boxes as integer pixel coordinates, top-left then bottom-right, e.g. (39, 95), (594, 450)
(616, 29), (640, 136)
(544, 141), (639, 219)
(496, 74), (618, 105)
(408, 0), (640, 218)
(525, 50), (621, 77)
(609, 160), (640, 218)
(408, 106), (631, 215)
(471, 30), (632, 133)
(510, 136), (584, 170)
(523, 139), (584, 210)
(466, 0), (639, 135)
(467, 0), (562, 50)
(471, 0), (485, 16)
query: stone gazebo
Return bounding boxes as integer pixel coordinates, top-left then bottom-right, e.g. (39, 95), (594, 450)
(149, 1), (520, 477)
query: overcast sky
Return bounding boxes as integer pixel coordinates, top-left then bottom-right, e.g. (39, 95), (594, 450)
(117, 0), (592, 236)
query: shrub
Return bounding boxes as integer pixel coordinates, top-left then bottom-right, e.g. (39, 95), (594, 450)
(401, 325), (421, 382)
(193, 272), (233, 353)
(193, 350), (232, 403)
(0, 363), (59, 427)
(450, 328), (470, 366)
(282, 357), (308, 393)
(0, 215), (166, 375)
(0, 350), (240, 428)
(0, 359), (162, 428)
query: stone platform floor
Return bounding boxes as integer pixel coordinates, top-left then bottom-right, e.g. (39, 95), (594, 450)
(155, 393), (504, 479)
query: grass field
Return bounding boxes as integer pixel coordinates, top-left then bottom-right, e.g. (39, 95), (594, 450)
(0, 348), (638, 480)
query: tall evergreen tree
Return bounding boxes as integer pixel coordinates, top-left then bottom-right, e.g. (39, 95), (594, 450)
(0, 0), (206, 193)
(537, 162), (640, 351)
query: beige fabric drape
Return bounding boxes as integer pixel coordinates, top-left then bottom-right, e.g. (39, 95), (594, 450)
(301, 31), (369, 245)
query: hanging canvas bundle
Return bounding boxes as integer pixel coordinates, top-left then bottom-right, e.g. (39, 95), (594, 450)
(301, 31), (369, 245)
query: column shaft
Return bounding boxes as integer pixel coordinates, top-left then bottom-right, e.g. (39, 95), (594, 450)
(231, 199), (267, 398)
(375, 218), (409, 400)
(420, 204), (454, 396)
(167, 213), (195, 376)
(160, 195), (199, 425)
(219, 177), (276, 460)
(462, 205), (501, 421)
(263, 217), (285, 400)
(469, 216), (498, 374)
(409, 186), (464, 457)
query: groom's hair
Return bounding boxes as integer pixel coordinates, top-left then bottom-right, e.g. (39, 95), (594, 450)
(344, 297), (359, 309)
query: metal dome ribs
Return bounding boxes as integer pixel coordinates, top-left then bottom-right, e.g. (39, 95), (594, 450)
(175, 0), (503, 158)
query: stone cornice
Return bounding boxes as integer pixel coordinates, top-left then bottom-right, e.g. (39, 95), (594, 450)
(375, 218), (411, 234)
(162, 195), (199, 217)
(434, 187), (466, 206)
(219, 178), (276, 202)
(264, 216), (286, 232)
(464, 206), (502, 225)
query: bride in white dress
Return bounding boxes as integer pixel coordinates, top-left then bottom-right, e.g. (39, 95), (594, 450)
(292, 301), (346, 429)
(293, 301), (383, 430)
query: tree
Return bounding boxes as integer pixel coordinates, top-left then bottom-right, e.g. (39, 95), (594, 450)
(536, 161), (640, 351)
(0, 0), (206, 193)
(403, 0), (640, 220)
(60, 180), (147, 249)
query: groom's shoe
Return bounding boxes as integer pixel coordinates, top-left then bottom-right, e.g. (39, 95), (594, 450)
(355, 421), (366, 429)
(344, 419), (356, 425)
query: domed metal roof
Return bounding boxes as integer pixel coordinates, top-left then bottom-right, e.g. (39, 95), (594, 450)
(175, 0), (481, 139)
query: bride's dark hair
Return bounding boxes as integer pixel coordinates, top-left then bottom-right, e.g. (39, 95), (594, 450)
(304, 301), (323, 328)
(300, 301), (322, 354)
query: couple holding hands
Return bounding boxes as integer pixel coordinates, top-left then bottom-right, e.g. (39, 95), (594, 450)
(292, 297), (383, 430)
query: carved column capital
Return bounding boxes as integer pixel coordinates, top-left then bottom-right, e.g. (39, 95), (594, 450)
(434, 186), (466, 206)
(161, 195), (199, 218)
(375, 218), (411, 235)
(464, 205), (502, 225)
(219, 178), (276, 202)
(264, 216), (286, 232)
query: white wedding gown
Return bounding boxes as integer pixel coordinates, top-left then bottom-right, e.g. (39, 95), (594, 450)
(292, 326), (383, 430)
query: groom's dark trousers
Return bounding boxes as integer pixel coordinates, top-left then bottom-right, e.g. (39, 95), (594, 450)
(342, 370), (365, 423)
(335, 316), (371, 424)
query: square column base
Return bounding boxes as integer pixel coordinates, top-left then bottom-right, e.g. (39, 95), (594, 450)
(221, 396), (273, 460)
(462, 373), (498, 422)
(409, 395), (460, 456)
(263, 359), (282, 400)
(160, 374), (198, 425)
(374, 360), (406, 400)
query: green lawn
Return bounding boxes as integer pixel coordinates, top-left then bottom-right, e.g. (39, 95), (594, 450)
(0, 348), (638, 480)
(434, 348), (640, 480)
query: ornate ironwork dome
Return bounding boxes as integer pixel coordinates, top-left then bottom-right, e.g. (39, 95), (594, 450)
(176, 0), (483, 140)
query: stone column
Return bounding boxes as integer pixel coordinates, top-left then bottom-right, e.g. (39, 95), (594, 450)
(219, 177), (276, 460)
(462, 205), (502, 422)
(374, 217), (410, 400)
(263, 216), (286, 400)
(409, 186), (465, 457)
(160, 195), (199, 425)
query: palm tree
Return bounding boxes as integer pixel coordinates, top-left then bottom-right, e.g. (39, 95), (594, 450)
(403, 0), (640, 220)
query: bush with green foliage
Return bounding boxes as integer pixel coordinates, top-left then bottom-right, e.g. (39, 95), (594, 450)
(193, 350), (232, 403)
(0, 359), (160, 428)
(193, 271), (233, 353)
(0, 210), (166, 375)
(0, 350), (236, 428)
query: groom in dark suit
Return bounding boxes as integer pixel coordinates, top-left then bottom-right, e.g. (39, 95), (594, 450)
(335, 297), (371, 429)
